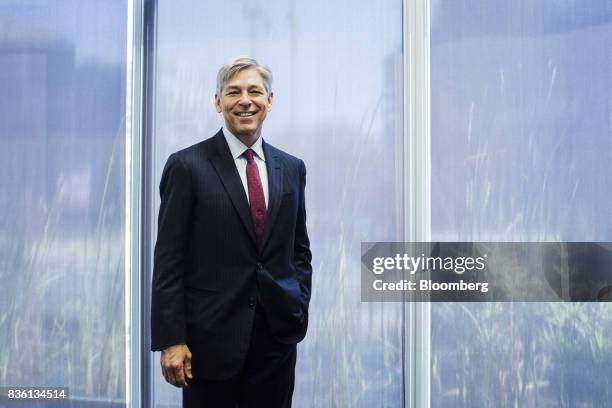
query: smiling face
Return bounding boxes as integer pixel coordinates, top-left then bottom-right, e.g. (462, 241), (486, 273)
(215, 67), (273, 144)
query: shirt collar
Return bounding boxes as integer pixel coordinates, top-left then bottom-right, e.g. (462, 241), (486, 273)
(222, 127), (266, 162)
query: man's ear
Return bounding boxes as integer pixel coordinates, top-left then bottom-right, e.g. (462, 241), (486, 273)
(214, 94), (222, 113)
(267, 91), (274, 112)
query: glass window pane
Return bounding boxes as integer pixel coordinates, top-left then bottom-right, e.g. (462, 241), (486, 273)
(0, 1), (128, 404)
(430, 1), (612, 406)
(149, 1), (404, 406)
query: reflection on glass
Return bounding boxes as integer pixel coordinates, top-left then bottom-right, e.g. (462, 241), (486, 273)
(430, 1), (612, 406)
(0, 1), (128, 404)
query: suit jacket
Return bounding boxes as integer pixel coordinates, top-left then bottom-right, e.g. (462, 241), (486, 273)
(150, 130), (312, 380)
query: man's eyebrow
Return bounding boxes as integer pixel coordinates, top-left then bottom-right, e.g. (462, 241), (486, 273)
(224, 85), (265, 92)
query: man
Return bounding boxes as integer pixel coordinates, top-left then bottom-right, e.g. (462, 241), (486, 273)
(150, 56), (312, 408)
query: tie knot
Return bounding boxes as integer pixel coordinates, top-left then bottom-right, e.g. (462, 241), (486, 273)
(243, 149), (255, 162)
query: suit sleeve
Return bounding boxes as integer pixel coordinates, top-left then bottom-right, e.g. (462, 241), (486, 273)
(295, 159), (313, 313)
(150, 154), (192, 351)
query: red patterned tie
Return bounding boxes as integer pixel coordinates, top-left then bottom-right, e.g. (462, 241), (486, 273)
(243, 149), (267, 245)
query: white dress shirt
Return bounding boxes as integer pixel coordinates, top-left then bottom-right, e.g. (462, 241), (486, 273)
(222, 127), (269, 207)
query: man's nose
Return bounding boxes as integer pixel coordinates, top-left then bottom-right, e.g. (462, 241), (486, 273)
(238, 93), (252, 106)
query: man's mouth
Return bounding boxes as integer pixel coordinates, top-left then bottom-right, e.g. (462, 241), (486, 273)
(235, 111), (256, 117)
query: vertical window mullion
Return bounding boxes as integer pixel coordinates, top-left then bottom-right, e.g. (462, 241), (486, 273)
(403, 0), (431, 407)
(126, 0), (145, 406)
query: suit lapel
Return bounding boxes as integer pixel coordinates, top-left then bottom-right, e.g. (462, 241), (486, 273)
(260, 141), (283, 253)
(208, 131), (257, 246)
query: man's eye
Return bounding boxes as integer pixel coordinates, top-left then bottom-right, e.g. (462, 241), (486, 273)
(227, 91), (238, 96)
(250, 90), (263, 95)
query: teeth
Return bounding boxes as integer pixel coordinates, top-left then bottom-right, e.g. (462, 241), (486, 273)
(237, 112), (255, 117)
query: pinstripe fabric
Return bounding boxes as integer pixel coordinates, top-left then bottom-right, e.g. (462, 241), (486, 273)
(151, 130), (312, 381)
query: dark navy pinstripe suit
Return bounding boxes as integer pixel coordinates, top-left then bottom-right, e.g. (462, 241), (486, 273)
(151, 129), (312, 383)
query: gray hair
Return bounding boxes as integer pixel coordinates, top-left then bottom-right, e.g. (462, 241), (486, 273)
(216, 56), (273, 96)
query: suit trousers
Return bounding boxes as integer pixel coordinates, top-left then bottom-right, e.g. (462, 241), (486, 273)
(183, 304), (297, 408)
